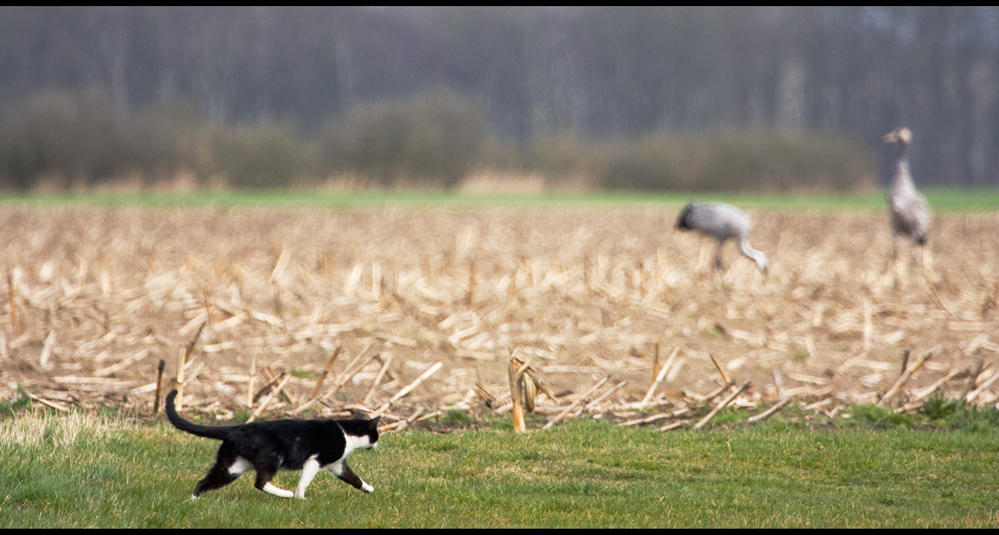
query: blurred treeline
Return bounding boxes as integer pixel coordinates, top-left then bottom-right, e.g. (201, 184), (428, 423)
(0, 7), (995, 190)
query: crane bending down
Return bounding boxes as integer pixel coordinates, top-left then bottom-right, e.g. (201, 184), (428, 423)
(676, 200), (769, 273)
(882, 127), (930, 259)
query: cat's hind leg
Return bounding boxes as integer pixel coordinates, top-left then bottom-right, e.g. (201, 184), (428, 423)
(192, 444), (246, 499)
(293, 456), (322, 500)
(327, 460), (374, 493)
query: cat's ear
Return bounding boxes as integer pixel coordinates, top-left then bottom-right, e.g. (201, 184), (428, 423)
(351, 413), (365, 420)
(369, 416), (381, 427)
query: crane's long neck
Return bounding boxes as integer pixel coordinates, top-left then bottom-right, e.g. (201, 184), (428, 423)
(737, 239), (769, 273)
(892, 143), (916, 191)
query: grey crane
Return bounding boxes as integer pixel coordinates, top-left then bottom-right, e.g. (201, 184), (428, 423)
(882, 127), (930, 259)
(676, 200), (769, 273)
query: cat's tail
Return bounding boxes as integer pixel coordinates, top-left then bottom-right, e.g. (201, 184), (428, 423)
(165, 389), (232, 440)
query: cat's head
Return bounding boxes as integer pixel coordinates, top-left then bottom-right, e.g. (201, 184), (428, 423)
(347, 414), (381, 450)
(365, 416), (380, 449)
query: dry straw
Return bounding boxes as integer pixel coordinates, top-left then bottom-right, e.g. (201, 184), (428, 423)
(0, 207), (997, 428)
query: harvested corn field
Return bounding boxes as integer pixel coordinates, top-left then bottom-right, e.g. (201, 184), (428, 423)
(1, 206), (998, 428)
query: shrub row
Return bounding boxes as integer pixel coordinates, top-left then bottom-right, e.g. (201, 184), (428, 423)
(0, 91), (875, 192)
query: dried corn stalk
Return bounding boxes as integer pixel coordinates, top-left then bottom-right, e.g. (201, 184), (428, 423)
(1, 208), (997, 421)
(516, 355), (553, 412)
(508, 353), (553, 432)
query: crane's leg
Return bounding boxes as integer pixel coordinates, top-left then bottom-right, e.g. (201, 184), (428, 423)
(921, 245), (937, 285)
(696, 240), (712, 273)
(893, 234), (908, 289)
(713, 242), (730, 293)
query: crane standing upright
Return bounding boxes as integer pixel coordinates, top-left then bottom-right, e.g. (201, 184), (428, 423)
(883, 127), (930, 261)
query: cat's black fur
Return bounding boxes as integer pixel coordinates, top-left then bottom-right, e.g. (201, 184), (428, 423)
(165, 389), (379, 499)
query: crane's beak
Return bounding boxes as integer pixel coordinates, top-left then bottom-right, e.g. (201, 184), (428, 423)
(883, 128), (911, 144)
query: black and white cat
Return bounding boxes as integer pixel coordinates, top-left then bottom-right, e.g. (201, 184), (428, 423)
(165, 389), (379, 500)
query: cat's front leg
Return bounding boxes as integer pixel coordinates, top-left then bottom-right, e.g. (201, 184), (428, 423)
(262, 482), (295, 498)
(255, 466), (294, 498)
(294, 456), (322, 500)
(327, 460), (374, 493)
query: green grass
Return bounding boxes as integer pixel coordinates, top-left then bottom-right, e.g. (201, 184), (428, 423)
(0, 187), (997, 212)
(2, 410), (999, 528)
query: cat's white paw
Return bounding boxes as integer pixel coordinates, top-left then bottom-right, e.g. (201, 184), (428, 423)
(294, 491), (306, 500)
(191, 494), (199, 501)
(262, 482), (295, 498)
(361, 483), (374, 493)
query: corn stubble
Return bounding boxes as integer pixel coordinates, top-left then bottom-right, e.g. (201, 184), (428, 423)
(1, 206), (998, 428)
